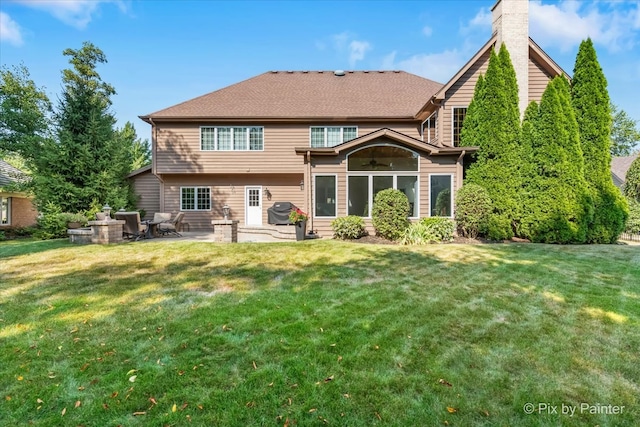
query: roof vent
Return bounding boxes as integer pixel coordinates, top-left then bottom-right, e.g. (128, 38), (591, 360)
(334, 70), (345, 76)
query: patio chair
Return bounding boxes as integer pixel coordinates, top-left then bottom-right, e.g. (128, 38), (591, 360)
(158, 212), (184, 237)
(153, 212), (172, 223)
(115, 211), (148, 241)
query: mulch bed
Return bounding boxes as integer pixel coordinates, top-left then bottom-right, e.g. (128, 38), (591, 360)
(350, 235), (530, 245)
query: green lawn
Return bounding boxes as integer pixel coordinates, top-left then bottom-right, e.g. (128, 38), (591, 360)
(1, 239), (638, 426)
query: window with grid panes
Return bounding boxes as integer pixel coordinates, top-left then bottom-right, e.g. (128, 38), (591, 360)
(200, 127), (263, 151)
(310, 127), (357, 147)
(452, 107), (467, 147)
(181, 187), (211, 211)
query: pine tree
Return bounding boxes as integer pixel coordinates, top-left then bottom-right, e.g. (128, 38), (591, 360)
(528, 76), (591, 243)
(571, 38), (628, 243)
(32, 42), (135, 212)
(463, 44), (521, 240)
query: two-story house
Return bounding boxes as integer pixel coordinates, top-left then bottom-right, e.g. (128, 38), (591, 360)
(135, 0), (567, 236)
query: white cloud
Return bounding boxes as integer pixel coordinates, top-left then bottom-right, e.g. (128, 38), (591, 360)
(349, 40), (372, 68)
(462, 7), (492, 34)
(328, 31), (372, 68)
(530, 0), (639, 52)
(382, 49), (466, 84)
(0, 11), (24, 46)
(15, 0), (128, 29)
(422, 25), (433, 37)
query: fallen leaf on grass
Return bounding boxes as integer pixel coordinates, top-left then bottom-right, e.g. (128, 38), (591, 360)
(252, 361), (257, 370)
(37, 398), (43, 404)
(181, 403), (188, 410)
(70, 327), (78, 334)
(481, 409), (490, 417)
(17, 376), (23, 381)
(308, 408), (317, 413)
(129, 375), (137, 383)
(375, 412), (381, 420)
(324, 375), (334, 383)
(5, 396), (11, 401)
(438, 378), (453, 387)
(172, 403), (177, 412)
(80, 363), (90, 372)
(74, 401), (81, 408)
(133, 411), (146, 416)
(61, 407), (66, 416)
(446, 407), (457, 414)
(149, 397), (157, 405)
(111, 392), (119, 398)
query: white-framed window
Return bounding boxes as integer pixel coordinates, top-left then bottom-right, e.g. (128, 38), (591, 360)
(452, 107), (467, 147)
(346, 145), (419, 218)
(314, 175), (337, 218)
(0, 197), (10, 225)
(422, 112), (437, 143)
(180, 187), (211, 211)
(200, 127), (263, 151)
(310, 126), (357, 148)
(429, 174), (453, 217)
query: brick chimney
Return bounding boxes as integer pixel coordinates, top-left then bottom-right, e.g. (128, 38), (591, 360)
(492, 0), (529, 118)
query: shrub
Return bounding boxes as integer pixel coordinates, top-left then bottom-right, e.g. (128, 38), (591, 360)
(454, 184), (492, 238)
(0, 231), (5, 241)
(371, 189), (410, 241)
(625, 199), (640, 234)
(400, 217), (455, 245)
(331, 216), (367, 240)
(419, 217), (455, 242)
(400, 222), (439, 245)
(34, 203), (87, 239)
(487, 214), (514, 241)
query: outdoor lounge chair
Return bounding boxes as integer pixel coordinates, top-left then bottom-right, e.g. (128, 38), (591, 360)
(115, 211), (148, 241)
(158, 212), (184, 237)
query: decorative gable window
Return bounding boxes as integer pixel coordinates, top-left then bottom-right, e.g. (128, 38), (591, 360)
(452, 107), (467, 147)
(200, 127), (263, 151)
(310, 127), (357, 148)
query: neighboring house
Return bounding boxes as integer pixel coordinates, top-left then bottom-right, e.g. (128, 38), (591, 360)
(135, 0), (567, 235)
(0, 160), (38, 229)
(611, 154), (638, 191)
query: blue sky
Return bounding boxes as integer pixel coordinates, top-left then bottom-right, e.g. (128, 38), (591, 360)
(1, 0), (639, 142)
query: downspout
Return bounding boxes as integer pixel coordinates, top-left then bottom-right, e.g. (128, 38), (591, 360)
(148, 117), (165, 211)
(456, 150), (466, 189)
(306, 150), (312, 232)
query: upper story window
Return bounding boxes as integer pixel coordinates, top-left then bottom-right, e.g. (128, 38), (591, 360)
(201, 127), (263, 151)
(310, 126), (357, 148)
(452, 107), (467, 147)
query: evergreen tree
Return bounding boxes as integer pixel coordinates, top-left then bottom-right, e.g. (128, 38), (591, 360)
(117, 121), (151, 171)
(528, 76), (591, 243)
(463, 44), (521, 240)
(516, 101), (539, 239)
(571, 38), (627, 243)
(624, 156), (640, 202)
(32, 42), (135, 212)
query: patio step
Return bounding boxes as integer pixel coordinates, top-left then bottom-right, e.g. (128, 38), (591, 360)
(238, 225), (297, 241)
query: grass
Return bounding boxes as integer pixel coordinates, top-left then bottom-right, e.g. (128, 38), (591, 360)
(0, 238), (639, 426)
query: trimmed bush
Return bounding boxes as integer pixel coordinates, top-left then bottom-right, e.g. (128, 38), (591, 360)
(625, 200), (640, 234)
(371, 189), (410, 241)
(454, 184), (492, 238)
(331, 215), (367, 240)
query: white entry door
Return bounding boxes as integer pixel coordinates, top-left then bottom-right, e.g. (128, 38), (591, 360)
(245, 186), (262, 226)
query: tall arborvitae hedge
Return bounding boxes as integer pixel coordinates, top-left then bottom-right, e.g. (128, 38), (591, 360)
(527, 76), (592, 243)
(571, 38), (628, 243)
(463, 44), (521, 240)
(517, 101), (539, 239)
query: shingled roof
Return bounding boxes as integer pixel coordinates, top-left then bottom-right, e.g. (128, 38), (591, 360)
(0, 160), (28, 188)
(141, 71), (443, 122)
(611, 154), (638, 189)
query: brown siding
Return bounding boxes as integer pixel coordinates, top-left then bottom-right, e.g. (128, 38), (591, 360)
(307, 140), (460, 236)
(0, 195), (37, 228)
(160, 173), (304, 231)
(131, 171), (160, 220)
(440, 50), (491, 147)
(153, 122), (423, 175)
(529, 56), (553, 103)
